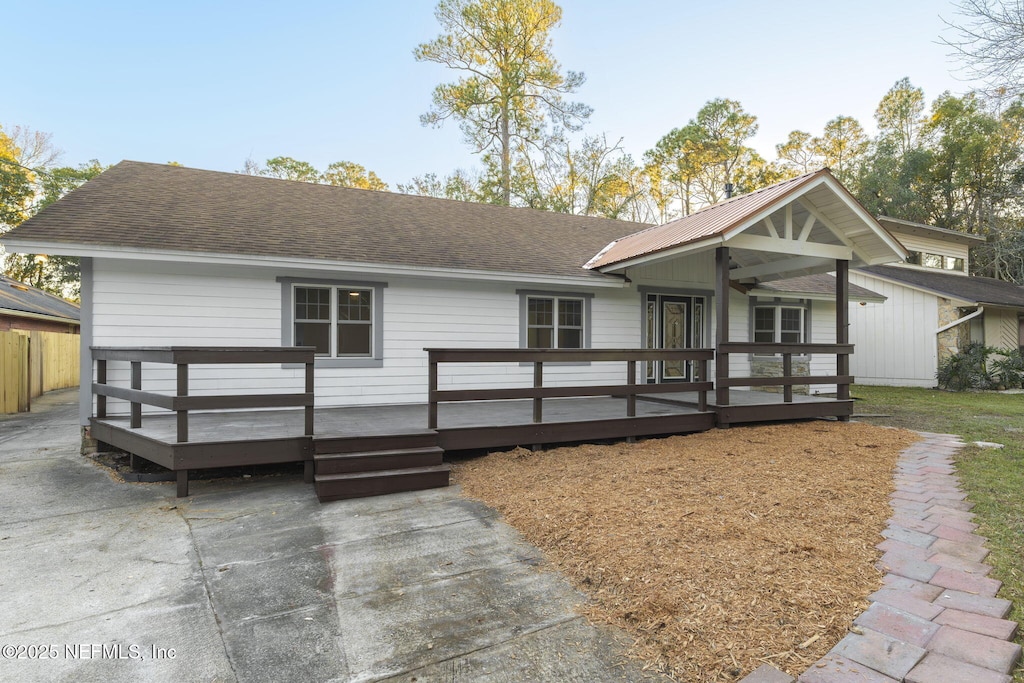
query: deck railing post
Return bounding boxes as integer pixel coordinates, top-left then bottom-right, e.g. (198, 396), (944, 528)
(533, 361), (543, 423)
(304, 358), (315, 436)
(176, 363), (189, 443)
(626, 360), (636, 417)
(427, 354), (438, 429)
(130, 361), (142, 429)
(96, 358), (107, 419)
(783, 353), (793, 403)
(698, 357), (708, 413)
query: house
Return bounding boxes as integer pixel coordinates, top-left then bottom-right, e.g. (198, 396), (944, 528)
(0, 273), (80, 334)
(0, 274), (80, 412)
(0, 161), (903, 499)
(849, 217), (1024, 387)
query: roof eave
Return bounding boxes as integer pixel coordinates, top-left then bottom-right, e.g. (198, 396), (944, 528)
(746, 288), (886, 303)
(2, 239), (630, 289)
(0, 307), (80, 325)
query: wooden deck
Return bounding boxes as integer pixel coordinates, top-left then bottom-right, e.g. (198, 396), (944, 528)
(87, 346), (853, 499)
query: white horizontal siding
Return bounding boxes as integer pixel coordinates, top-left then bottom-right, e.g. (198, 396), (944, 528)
(895, 234), (970, 270)
(848, 272), (938, 387)
(90, 259), (643, 415)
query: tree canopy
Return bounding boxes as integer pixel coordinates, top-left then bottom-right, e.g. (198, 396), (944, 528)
(414, 0), (590, 206)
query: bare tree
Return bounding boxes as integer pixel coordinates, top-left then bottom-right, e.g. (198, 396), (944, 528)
(943, 0), (1024, 95)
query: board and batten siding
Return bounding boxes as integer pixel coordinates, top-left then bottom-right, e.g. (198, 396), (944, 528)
(848, 271), (938, 387)
(89, 259), (640, 415)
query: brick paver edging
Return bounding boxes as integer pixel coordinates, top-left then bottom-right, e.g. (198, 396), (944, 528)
(743, 432), (1022, 683)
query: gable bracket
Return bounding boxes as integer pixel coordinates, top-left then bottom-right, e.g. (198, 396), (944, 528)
(796, 196), (870, 262)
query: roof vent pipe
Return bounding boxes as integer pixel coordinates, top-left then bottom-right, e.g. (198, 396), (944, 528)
(724, 182), (734, 199)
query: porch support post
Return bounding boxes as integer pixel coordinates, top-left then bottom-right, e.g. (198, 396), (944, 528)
(836, 258), (851, 420)
(715, 247), (730, 413)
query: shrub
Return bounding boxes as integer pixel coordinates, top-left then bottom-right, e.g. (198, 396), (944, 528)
(936, 342), (993, 391)
(990, 347), (1024, 389)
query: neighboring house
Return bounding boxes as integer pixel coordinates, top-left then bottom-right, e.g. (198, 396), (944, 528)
(849, 217), (1024, 387)
(0, 273), (80, 334)
(0, 274), (81, 413)
(0, 161), (904, 427)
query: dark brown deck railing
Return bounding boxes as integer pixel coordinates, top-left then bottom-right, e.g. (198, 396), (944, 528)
(91, 347), (316, 443)
(425, 348), (714, 429)
(714, 342), (853, 405)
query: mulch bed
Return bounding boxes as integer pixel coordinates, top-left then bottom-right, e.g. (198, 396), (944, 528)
(452, 421), (920, 681)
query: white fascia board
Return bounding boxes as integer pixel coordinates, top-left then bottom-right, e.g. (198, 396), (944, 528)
(0, 307), (80, 325)
(595, 239), (721, 273)
(1, 240), (629, 290)
(746, 288), (886, 303)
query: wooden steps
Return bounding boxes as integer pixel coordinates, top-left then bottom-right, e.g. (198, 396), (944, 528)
(313, 432), (449, 502)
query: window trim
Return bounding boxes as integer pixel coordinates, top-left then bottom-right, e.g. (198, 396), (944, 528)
(279, 277), (386, 368)
(748, 298), (812, 355)
(517, 290), (593, 363)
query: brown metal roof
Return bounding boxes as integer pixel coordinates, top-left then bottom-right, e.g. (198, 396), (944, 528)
(586, 169), (835, 270)
(3, 161), (651, 281)
(0, 275), (80, 322)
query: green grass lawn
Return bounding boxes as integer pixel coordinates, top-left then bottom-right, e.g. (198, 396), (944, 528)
(852, 385), (1024, 679)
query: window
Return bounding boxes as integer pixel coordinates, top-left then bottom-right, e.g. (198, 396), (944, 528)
(527, 296), (584, 348)
(753, 304), (806, 345)
(280, 278), (385, 367)
(294, 286), (373, 356)
(907, 250), (965, 272)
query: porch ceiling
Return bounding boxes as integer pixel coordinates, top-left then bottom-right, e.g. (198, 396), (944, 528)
(587, 169), (907, 282)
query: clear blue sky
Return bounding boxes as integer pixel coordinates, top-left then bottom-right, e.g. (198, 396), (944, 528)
(8, 1), (975, 185)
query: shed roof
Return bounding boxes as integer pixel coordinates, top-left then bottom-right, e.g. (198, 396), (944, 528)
(876, 217), (987, 246)
(751, 273), (885, 303)
(858, 265), (1024, 309)
(0, 275), (80, 323)
(2, 161), (650, 281)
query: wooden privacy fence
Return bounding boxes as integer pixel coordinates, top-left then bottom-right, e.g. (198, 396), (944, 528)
(1, 330), (80, 413)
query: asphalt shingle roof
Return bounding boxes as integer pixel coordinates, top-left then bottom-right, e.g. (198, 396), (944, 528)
(859, 265), (1024, 309)
(2, 161), (652, 280)
(0, 275), (80, 322)
(755, 273), (883, 301)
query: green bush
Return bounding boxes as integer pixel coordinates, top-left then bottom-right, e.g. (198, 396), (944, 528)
(936, 342), (993, 391)
(936, 343), (1024, 391)
(990, 347), (1024, 389)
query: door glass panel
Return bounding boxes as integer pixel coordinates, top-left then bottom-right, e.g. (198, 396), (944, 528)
(662, 301), (687, 379)
(646, 298), (656, 381)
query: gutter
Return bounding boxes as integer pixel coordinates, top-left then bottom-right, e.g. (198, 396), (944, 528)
(935, 306), (984, 335)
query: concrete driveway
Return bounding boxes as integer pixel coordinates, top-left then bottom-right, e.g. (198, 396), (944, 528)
(0, 390), (667, 682)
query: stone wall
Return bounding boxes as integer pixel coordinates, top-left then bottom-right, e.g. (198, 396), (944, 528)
(936, 298), (971, 363)
(750, 356), (810, 395)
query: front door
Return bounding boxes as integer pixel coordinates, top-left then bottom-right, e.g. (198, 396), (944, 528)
(645, 294), (705, 382)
